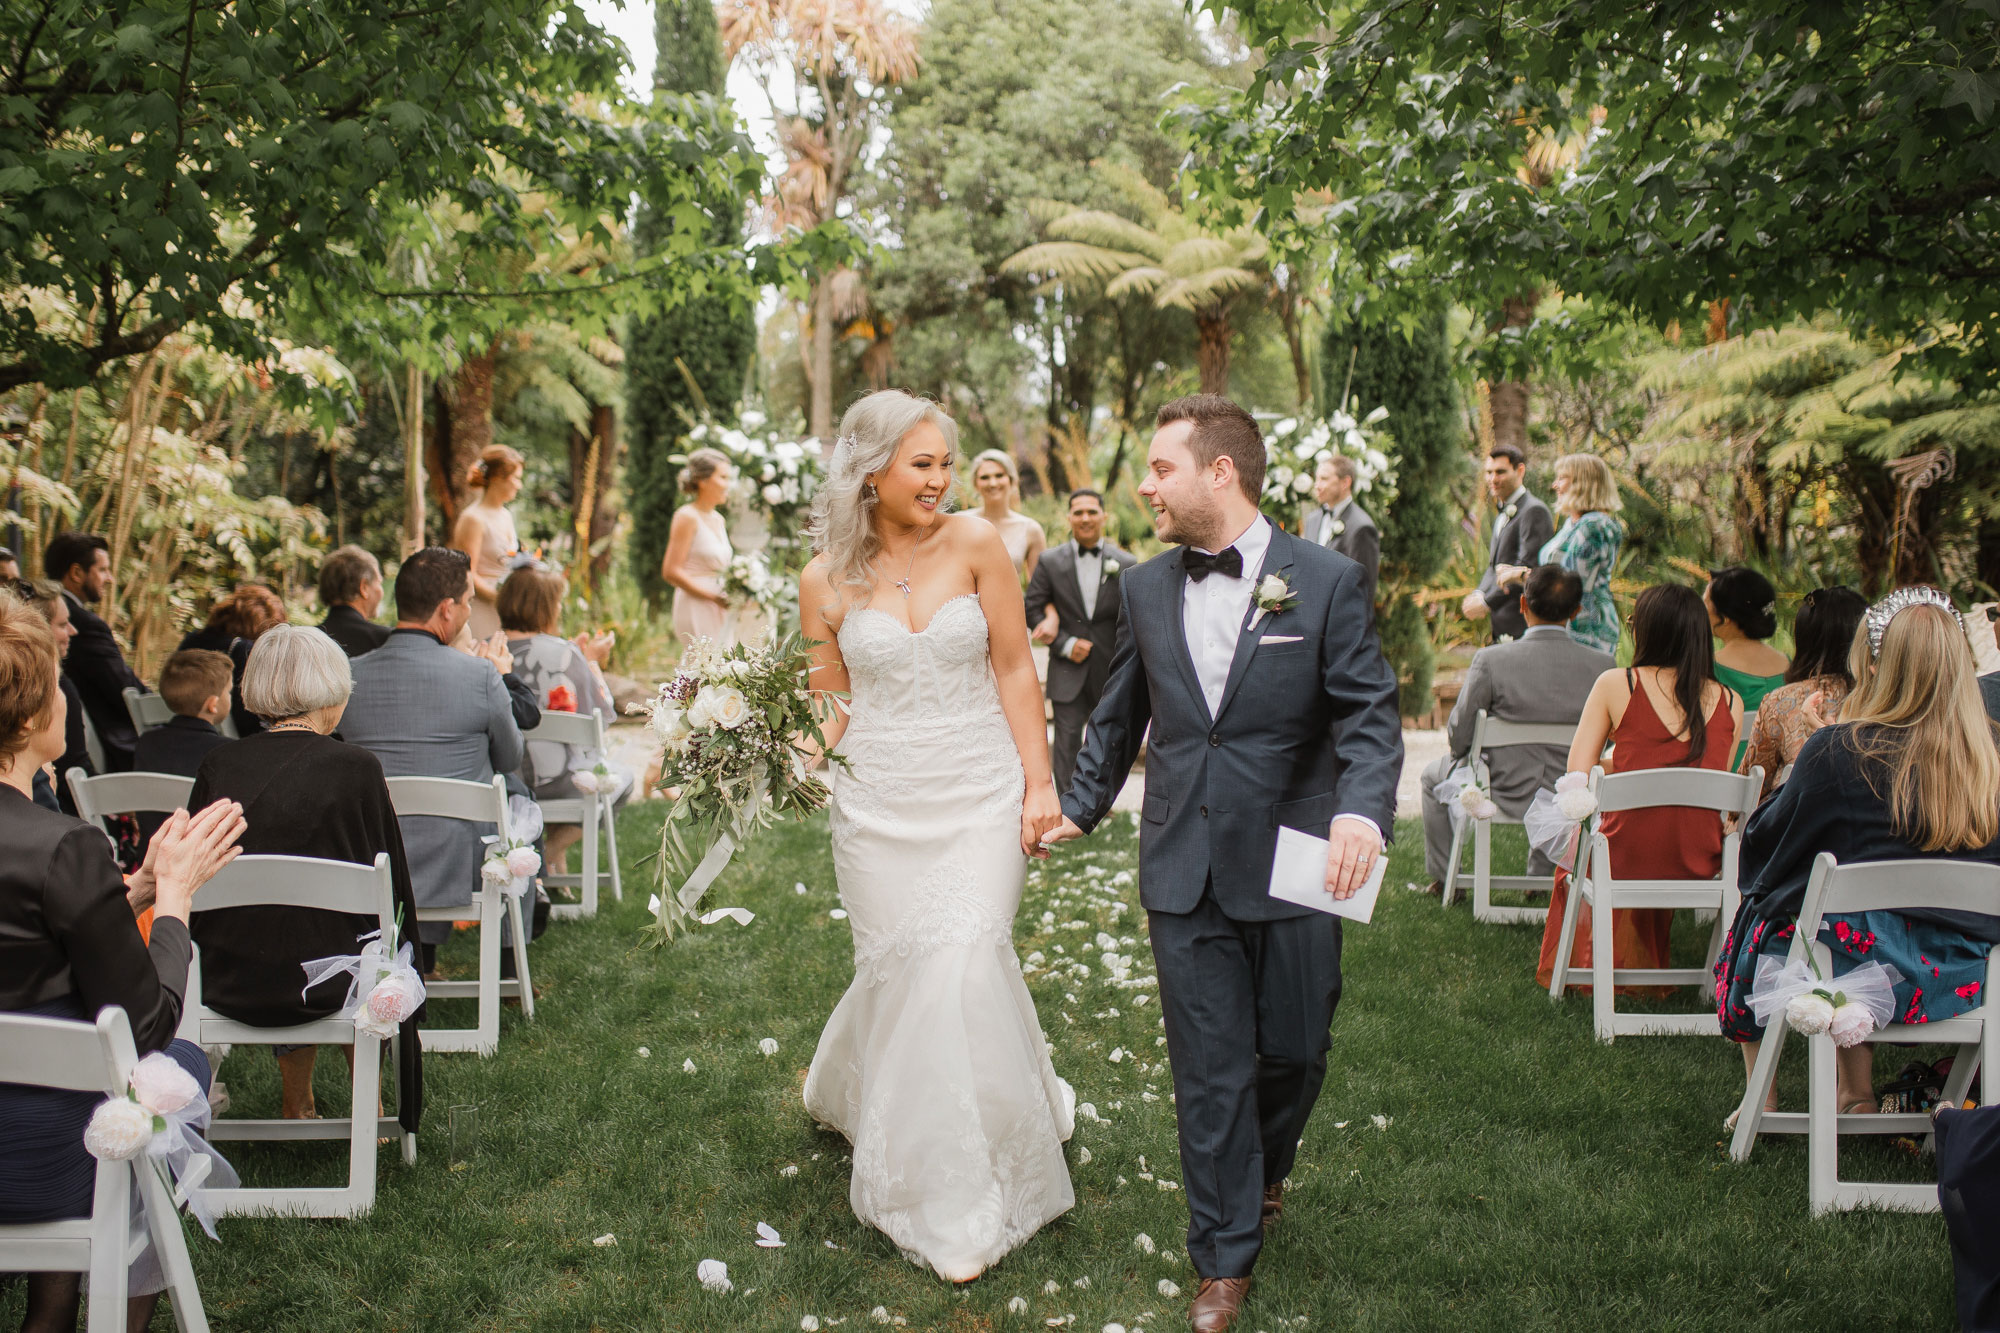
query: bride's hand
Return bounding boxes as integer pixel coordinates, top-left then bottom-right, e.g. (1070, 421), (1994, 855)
(1020, 782), (1063, 858)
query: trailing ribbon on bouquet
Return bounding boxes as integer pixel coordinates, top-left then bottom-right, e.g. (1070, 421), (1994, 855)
(1522, 772), (1599, 872)
(1747, 953), (1904, 1046)
(650, 773), (769, 938)
(83, 1053), (239, 1240)
(299, 929), (427, 1039)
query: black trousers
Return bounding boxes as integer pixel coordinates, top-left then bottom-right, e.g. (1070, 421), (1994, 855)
(1148, 887), (1342, 1279)
(1050, 691), (1096, 793)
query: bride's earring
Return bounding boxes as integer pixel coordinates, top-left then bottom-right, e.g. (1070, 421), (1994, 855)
(864, 482), (879, 501)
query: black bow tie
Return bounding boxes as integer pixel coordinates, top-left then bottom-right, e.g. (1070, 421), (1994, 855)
(1076, 544), (1100, 556)
(1184, 546), (1243, 582)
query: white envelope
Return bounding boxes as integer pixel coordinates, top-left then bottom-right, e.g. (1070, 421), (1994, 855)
(1268, 824), (1387, 923)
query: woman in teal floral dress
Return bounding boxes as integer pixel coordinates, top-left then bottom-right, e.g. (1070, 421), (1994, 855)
(1535, 454), (1625, 653)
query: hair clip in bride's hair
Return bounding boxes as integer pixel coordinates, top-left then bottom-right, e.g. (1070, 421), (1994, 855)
(828, 433), (860, 475)
(1864, 584), (1963, 658)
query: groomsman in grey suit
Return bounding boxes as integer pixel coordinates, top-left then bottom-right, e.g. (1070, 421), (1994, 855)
(1300, 454), (1378, 617)
(341, 547), (526, 962)
(1461, 444), (1555, 642)
(1024, 488), (1137, 789)
(1421, 564), (1613, 893)
(1046, 396), (1401, 1333)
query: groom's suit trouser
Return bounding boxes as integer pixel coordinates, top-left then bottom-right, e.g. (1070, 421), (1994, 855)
(1149, 882), (1342, 1279)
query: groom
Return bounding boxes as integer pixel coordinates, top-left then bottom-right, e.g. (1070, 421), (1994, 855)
(1043, 395), (1402, 1332)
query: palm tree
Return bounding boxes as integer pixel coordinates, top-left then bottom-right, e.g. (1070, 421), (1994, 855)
(1002, 164), (1268, 395)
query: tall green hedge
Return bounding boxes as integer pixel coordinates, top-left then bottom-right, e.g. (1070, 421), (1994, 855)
(1321, 307), (1469, 713)
(625, 0), (756, 598)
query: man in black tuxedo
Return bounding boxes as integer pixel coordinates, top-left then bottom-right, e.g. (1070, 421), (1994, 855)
(316, 544), (393, 658)
(45, 531), (146, 772)
(1300, 454), (1379, 619)
(1024, 489), (1137, 790)
(1461, 444), (1555, 642)
(1046, 396), (1402, 1332)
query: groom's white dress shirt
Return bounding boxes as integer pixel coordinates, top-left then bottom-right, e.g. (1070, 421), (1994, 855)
(1181, 514), (1380, 843)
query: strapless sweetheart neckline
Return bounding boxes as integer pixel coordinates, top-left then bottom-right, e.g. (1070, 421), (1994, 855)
(842, 592), (981, 638)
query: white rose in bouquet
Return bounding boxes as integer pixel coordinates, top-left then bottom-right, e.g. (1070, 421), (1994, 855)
(762, 483), (785, 505)
(481, 856), (514, 887)
(1553, 771), (1598, 822)
(1829, 1001), (1878, 1048)
(699, 684), (752, 730)
(651, 705), (684, 740)
(506, 846), (542, 879)
(686, 693), (716, 730)
(1785, 992), (1836, 1035)
(84, 1097), (157, 1160)
(357, 970), (425, 1038)
(128, 1052), (201, 1115)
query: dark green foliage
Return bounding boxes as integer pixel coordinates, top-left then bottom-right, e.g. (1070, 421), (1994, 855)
(625, 0), (757, 597)
(1322, 307), (1467, 711)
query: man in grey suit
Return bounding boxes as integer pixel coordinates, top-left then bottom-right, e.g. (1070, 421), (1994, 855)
(1024, 488), (1137, 789)
(1300, 454), (1378, 616)
(341, 547), (526, 962)
(1421, 563), (1613, 893)
(1046, 396), (1402, 1333)
(1461, 445), (1555, 643)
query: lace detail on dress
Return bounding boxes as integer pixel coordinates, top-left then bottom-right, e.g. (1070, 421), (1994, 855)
(850, 845), (1010, 987)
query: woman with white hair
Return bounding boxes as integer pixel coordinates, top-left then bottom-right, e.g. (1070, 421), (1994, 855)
(797, 390), (1073, 1282)
(187, 625), (423, 1126)
(968, 447), (1046, 582)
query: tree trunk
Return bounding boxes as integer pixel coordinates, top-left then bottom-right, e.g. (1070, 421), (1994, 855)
(402, 363), (425, 554)
(1196, 307), (1232, 396)
(569, 403), (620, 586)
(810, 280), (834, 441)
(437, 343), (497, 521)
(1487, 293), (1538, 455)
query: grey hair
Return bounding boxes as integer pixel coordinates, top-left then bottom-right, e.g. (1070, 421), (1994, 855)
(806, 390), (960, 602)
(241, 625), (352, 721)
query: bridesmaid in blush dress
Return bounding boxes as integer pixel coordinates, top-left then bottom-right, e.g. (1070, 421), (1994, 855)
(452, 445), (524, 641)
(662, 447), (736, 647)
(1537, 584), (1742, 991)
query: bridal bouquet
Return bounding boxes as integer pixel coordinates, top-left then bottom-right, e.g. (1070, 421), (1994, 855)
(643, 634), (835, 942)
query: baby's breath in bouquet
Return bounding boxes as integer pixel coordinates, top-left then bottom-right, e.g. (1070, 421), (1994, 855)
(643, 634), (835, 942)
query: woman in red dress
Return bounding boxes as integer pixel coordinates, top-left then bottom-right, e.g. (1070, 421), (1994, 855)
(1537, 584), (1742, 989)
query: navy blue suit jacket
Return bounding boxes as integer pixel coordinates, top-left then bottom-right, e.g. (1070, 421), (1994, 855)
(1061, 524), (1403, 920)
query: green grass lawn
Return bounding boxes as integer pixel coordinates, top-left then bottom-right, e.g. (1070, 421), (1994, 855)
(7, 810), (1960, 1331)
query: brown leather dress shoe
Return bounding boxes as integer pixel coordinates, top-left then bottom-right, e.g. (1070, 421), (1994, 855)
(1261, 1181), (1285, 1229)
(1190, 1276), (1251, 1332)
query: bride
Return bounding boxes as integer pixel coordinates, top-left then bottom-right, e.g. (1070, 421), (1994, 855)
(798, 390), (1075, 1281)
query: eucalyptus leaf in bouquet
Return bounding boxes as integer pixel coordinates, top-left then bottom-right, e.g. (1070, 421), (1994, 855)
(643, 633), (840, 942)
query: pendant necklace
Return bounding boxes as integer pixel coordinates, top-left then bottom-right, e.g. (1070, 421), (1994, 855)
(893, 532), (923, 598)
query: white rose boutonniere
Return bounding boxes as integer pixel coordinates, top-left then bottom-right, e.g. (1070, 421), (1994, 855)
(1249, 573), (1298, 630)
(1502, 502), (1518, 522)
(1330, 519), (1346, 537)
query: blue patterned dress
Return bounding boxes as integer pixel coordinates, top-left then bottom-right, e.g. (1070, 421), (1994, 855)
(1539, 511), (1623, 654)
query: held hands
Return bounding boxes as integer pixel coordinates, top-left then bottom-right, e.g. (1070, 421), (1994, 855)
(1033, 815), (1085, 861)
(147, 802), (248, 921)
(1323, 818), (1383, 901)
(1019, 783), (1066, 859)
(1031, 611), (1059, 646)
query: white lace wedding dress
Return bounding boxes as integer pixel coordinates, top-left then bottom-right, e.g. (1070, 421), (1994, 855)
(803, 592), (1076, 1280)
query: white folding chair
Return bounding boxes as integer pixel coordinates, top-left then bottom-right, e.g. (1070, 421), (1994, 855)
(1727, 853), (2000, 1214)
(386, 775), (533, 1055)
(77, 703), (108, 774)
(185, 853), (412, 1217)
(1546, 764), (1763, 1041)
(67, 769), (193, 842)
(124, 687), (238, 741)
(1441, 711), (1578, 925)
(522, 708), (624, 920)
(0, 1008), (210, 1333)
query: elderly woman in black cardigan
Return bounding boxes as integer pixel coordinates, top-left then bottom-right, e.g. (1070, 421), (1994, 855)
(187, 624), (424, 1125)
(0, 594), (245, 1331)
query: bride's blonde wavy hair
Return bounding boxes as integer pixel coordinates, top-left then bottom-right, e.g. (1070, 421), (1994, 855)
(806, 390), (960, 606)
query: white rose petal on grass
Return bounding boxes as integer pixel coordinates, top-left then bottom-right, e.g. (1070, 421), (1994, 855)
(779, 1164), (799, 1177)
(1076, 1103), (1103, 1123)
(83, 1098), (156, 1160)
(1371, 1114), (1393, 1131)
(802, 1319), (822, 1332)
(697, 1259), (733, 1293)
(795, 882), (809, 895)
(871, 1307), (893, 1325)
(1008, 1296), (1030, 1314)
(1108, 1047), (1125, 1063)
(592, 1233), (616, 1247)
(1073, 1276), (1090, 1289)
(1104, 1324), (1128, 1333)
(637, 1046), (650, 1058)
(830, 909), (849, 920)
(1158, 1279), (1182, 1298)
(755, 1222), (785, 1248)
(1043, 1281), (1061, 1295)
(1134, 1232), (1156, 1254)
(1077, 1146), (1092, 1165)
(683, 1059), (697, 1073)
(759, 1038), (780, 1056)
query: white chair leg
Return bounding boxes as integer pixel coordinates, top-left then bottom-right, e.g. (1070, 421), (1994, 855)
(477, 888), (503, 1056)
(138, 1160), (210, 1333)
(86, 1166), (130, 1333)
(1590, 885), (1615, 1043)
(1442, 812), (1466, 908)
(505, 892), (535, 1021)
(1730, 1025), (1787, 1162)
(579, 792), (599, 919)
(1548, 874), (1583, 1002)
(1808, 1031), (1840, 1216)
(604, 798), (623, 902)
(1472, 818), (1492, 920)
(347, 1034), (382, 1215)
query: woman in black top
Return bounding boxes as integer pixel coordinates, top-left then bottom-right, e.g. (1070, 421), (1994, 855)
(187, 624), (423, 1125)
(0, 594), (245, 1329)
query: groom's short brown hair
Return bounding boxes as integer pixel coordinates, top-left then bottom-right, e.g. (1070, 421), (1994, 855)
(1156, 395), (1265, 503)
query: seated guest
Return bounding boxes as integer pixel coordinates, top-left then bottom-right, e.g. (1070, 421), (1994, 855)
(179, 581), (287, 737)
(498, 566), (635, 873)
(189, 626), (422, 1124)
(0, 595), (246, 1330)
(1707, 565), (1788, 760)
(1419, 565), (1613, 894)
(340, 547), (526, 968)
(317, 544), (392, 658)
(6, 576), (87, 812)
(1536, 584), (1742, 989)
(45, 530), (146, 772)
(1739, 586), (1868, 798)
(131, 649), (236, 849)
(1716, 588), (2000, 1116)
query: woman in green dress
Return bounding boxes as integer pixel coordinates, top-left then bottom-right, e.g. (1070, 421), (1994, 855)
(1499, 453), (1625, 653)
(1707, 565), (1789, 704)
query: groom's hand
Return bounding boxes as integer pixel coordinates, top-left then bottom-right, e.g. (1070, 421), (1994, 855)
(1324, 819), (1383, 900)
(1033, 816), (1085, 860)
